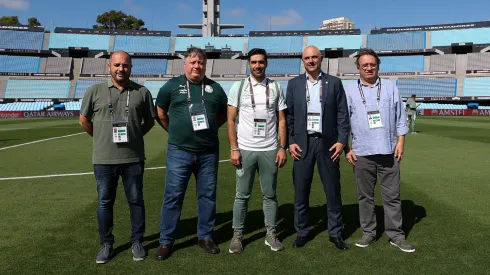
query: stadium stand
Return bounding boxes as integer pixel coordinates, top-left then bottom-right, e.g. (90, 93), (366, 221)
(248, 36), (303, 53)
(431, 27), (490, 47)
(462, 77), (490, 96)
(144, 81), (167, 98)
(81, 58), (109, 75)
(366, 32), (426, 51)
(44, 57), (72, 74)
(113, 36), (171, 53)
(430, 54), (456, 71)
(379, 56), (425, 73)
(338, 58), (358, 74)
(169, 59), (185, 75)
(174, 37), (245, 52)
(466, 53), (490, 71)
(216, 81), (235, 96)
(397, 78), (457, 97)
(417, 103), (467, 110)
(5, 80), (70, 98)
(246, 59), (300, 75)
(48, 33), (110, 51)
(74, 80), (105, 98)
(306, 35), (362, 49)
(212, 60), (243, 75)
(0, 101), (52, 111)
(0, 55), (40, 73)
(0, 30), (44, 50)
(64, 101), (82, 111)
(132, 59), (168, 75)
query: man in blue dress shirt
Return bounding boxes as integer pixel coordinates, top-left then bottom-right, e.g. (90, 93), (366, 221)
(344, 48), (415, 253)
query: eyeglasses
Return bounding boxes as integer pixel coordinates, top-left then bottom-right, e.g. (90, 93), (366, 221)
(360, 63), (378, 70)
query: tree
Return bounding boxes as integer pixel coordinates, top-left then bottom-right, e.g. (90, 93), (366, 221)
(93, 10), (145, 30)
(27, 17), (41, 27)
(0, 16), (20, 25)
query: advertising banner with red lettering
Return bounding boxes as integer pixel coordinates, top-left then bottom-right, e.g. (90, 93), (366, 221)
(423, 109), (490, 116)
(0, 111), (80, 118)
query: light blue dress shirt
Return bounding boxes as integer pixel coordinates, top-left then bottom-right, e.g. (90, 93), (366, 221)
(346, 78), (409, 156)
(306, 73), (323, 134)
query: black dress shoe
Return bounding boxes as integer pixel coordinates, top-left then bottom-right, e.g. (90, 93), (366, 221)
(155, 244), (173, 260)
(198, 239), (220, 254)
(292, 236), (309, 248)
(329, 236), (349, 250)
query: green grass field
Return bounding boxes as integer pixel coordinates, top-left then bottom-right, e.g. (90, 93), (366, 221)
(1, 116), (489, 274)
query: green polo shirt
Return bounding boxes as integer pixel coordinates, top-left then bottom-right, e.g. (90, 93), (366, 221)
(155, 75), (227, 154)
(81, 79), (156, 164)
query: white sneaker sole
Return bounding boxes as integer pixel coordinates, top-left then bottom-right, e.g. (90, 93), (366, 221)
(133, 256), (147, 261)
(228, 248), (243, 254)
(355, 242), (372, 248)
(390, 241), (415, 253)
(265, 240), (284, 252)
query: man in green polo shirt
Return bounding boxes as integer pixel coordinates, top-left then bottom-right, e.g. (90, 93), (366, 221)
(79, 50), (156, 264)
(155, 47), (227, 260)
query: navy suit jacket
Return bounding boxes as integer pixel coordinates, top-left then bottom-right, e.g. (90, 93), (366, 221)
(286, 72), (350, 159)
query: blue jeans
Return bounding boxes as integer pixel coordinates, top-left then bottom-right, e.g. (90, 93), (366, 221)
(94, 162), (145, 245)
(159, 144), (219, 245)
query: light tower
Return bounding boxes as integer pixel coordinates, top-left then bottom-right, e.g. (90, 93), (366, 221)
(178, 0), (244, 37)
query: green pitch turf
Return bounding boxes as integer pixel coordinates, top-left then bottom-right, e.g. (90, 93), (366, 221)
(0, 116), (489, 274)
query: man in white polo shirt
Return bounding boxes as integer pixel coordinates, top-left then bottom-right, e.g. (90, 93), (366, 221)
(226, 48), (288, 254)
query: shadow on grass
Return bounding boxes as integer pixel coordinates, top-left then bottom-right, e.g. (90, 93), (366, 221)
(112, 200), (425, 256)
(373, 200), (426, 240)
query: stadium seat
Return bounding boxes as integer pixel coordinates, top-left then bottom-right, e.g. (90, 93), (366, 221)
(44, 57), (72, 74)
(212, 60), (242, 75)
(466, 53), (490, 71)
(0, 30), (44, 50)
(397, 78), (457, 97)
(74, 80), (105, 98)
(113, 36), (171, 53)
(431, 27), (490, 47)
(379, 56), (424, 72)
(463, 77), (490, 96)
(5, 80), (70, 98)
(0, 55), (40, 73)
(174, 37), (245, 52)
(132, 59), (168, 75)
(430, 54), (456, 71)
(48, 33), (110, 51)
(81, 58), (109, 75)
(367, 32), (426, 51)
(306, 35), (362, 50)
(246, 59), (300, 75)
(248, 36), (303, 53)
(144, 81), (167, 98)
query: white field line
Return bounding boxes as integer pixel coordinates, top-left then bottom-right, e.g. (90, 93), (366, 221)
(0, 159), (231, 181)
(0, 132), (85, 151)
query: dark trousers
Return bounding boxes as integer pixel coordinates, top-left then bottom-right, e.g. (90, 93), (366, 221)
(293, 136), (344, 238)
(94, 162), (145, 246)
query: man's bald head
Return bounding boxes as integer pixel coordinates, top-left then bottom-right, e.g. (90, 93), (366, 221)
(108, 50), (132, 86)
(110, 50), (132, 65)
(302, 46), (323, 76)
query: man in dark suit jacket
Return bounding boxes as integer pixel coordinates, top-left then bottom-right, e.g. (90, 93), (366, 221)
(286, 45), (350, 250)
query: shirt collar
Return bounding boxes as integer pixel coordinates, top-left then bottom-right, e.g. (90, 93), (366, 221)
(360, 78), (380, 88)
(250, 76), (268, 86)
(306, 72), (322, 83)
(108, 79), (132, 90)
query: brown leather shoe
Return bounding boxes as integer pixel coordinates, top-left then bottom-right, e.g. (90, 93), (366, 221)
(155, 244), (173, 260)
(198, 239), (220, 254)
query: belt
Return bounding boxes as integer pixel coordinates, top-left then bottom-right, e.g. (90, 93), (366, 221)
(308, 132), (322, 138)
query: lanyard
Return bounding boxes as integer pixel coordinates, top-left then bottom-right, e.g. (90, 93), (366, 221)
(306, 76), (322, 106)
(186, 79), (205, 105)
(108, 86), (130, 118)
(249, 78), (270, 110)
(358, 78), (381, 106)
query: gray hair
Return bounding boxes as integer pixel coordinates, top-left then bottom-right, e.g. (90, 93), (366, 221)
(185, 47), (207, 61)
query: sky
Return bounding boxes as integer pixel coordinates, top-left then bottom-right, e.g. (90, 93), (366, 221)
(0, 0), (489, 34)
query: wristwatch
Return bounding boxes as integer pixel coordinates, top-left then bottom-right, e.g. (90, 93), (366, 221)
(279, 145), (288, 150)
